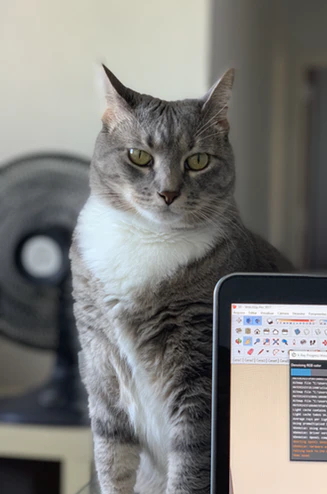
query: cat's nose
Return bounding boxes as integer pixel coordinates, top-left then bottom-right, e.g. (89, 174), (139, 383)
(157, 190), (180, 206)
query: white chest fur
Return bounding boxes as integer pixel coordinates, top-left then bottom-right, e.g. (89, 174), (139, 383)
(77, 194), (217, 298)
(119, 354), (170, 473)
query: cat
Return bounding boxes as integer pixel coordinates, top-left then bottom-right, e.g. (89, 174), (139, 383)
(70, 64), (293, 494)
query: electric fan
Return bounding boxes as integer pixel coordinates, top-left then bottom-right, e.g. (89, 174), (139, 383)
(0, 153), (90, 426)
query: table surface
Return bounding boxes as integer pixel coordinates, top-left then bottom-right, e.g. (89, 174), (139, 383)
(0, 423), (93, 494)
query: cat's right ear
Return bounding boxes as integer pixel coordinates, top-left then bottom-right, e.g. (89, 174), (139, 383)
(202, 68), (235, 116)
(97, 64), (137, 126)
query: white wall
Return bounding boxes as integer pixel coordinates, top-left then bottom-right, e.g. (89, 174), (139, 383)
(0, 0), (211, 392)
(0, 0), (211, 164)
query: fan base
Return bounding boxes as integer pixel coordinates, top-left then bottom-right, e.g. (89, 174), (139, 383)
(0, 373), (89, 426)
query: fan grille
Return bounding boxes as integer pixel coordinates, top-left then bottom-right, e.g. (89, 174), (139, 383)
(0, 154), (90, 350)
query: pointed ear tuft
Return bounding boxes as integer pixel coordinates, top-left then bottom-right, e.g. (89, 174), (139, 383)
(97, 64), (139, 127)
(202, 68), (235, 115)
(101, 64), (131, 103)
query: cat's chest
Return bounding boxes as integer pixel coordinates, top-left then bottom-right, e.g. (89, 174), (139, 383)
(77, 195), (216, 299)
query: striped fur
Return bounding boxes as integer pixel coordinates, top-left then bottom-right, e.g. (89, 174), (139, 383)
(70, 66), (292, 494)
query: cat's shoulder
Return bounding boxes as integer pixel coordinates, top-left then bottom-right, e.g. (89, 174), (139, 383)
(249, 231), (294, 272)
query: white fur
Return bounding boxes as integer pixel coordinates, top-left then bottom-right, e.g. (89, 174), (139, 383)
(77, 194), (217, 487)
(77, 194), (217, 299)
(119, 359), (170, 477)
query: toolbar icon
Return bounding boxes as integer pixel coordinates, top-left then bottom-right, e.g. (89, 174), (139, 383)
(243, 316), (262, 326)
(243, 337), (253, 346)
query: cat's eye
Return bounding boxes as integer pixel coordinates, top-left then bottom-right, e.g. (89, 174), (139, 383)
(185, 153), (209, 171)
(128, 149), (153, 166)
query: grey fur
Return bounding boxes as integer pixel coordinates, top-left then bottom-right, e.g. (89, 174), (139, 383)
(70, 66), (293, 494)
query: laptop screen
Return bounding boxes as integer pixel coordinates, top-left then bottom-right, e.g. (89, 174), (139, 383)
(230, 303), (327, 494)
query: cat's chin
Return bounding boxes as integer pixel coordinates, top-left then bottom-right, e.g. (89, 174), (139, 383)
(137, 208), (187, 230)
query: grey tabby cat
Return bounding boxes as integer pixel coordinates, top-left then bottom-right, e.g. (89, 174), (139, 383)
(70, 65), (292, 494)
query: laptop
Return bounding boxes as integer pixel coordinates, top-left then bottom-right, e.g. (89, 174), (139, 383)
(211, 273), (327, 494)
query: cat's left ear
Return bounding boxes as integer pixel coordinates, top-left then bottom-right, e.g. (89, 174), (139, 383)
(97, 64), (139, 126)
(101, 64), (138, 108)
(202, 68), (235, 116)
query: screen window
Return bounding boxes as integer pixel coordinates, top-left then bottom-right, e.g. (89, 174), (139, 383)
(230, 304), (327, 493)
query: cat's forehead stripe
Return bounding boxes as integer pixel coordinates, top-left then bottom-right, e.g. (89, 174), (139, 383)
(140, 103), (192, 150)
(147, 135), (154, 149)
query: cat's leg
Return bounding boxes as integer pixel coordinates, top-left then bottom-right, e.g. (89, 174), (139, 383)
(91, 399), (141, 494)
(166, 438), (211, 494)
(81, 352), (141, 494)
(165, 367), (211, 494)
(135, 452), (167, 494)
(71, 253), (141, 493)
(77, 348), (141, 490)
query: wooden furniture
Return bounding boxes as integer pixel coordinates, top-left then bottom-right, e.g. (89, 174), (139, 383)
(0, 424), (92, 494)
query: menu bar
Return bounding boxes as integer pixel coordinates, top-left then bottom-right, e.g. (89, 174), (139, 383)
(231, 303), (327, 365)
(232, 304), (327, 317)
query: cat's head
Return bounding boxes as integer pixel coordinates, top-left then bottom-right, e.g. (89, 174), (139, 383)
(90, 64), (236, 230)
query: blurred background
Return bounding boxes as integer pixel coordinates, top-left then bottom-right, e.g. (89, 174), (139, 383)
(1, 0), (327, 492)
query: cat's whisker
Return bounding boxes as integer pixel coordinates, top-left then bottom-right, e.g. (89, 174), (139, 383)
(94, 199), (137, 216)
(195, 204), (243, 247)
(195, 103), (228, 133)
(195, 131), (226, 142)
(195, 103), (229, 137)
(194, 120), (222, 139)
(189, 208), (221, 228)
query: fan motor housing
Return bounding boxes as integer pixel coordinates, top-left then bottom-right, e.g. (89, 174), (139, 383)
(15, 227), (71, 286)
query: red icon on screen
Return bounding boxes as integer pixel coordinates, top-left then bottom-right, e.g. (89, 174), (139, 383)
(233, 305), (237, 309)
